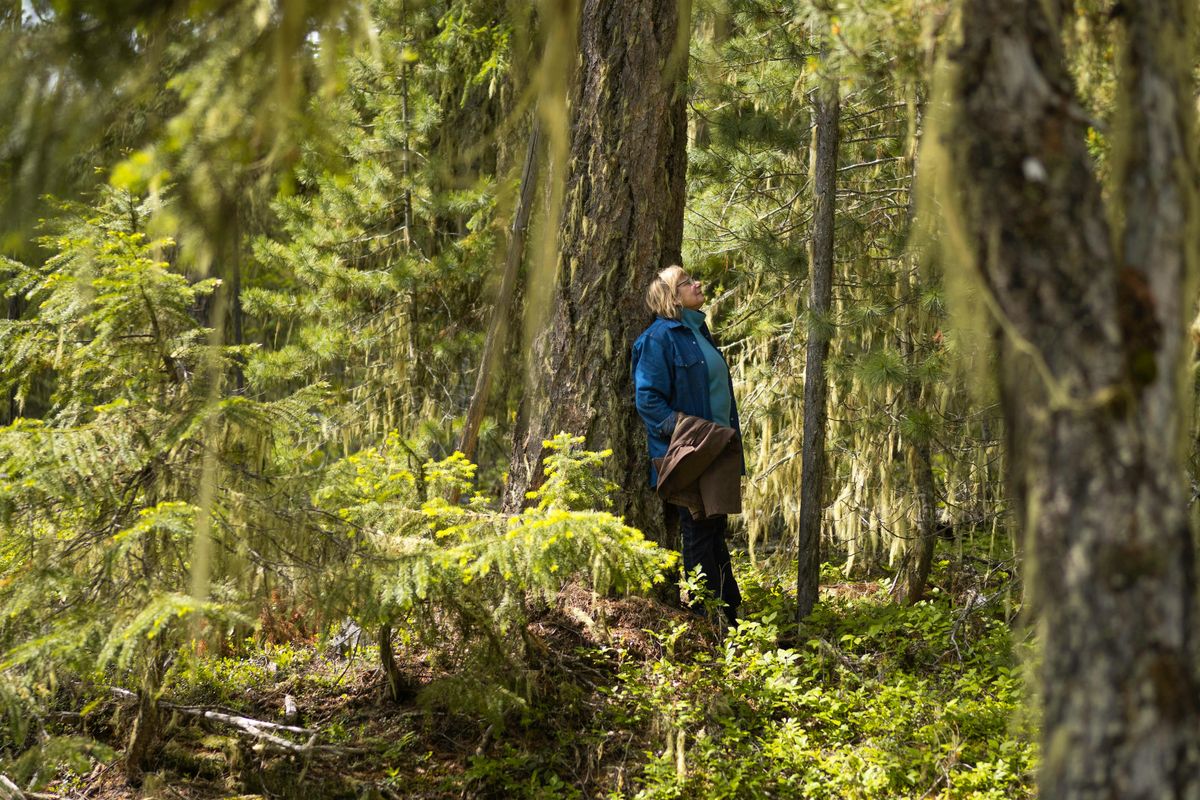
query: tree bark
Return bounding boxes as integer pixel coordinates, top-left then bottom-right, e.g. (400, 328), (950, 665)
(378, 623), (414, 703)
(947, 0), (1200, 795)
(893, 115), (938, 607)
(796, 75), (838, 620)
(3, 295), (17, 424)
(891, 377), (937, 606)
(123, 651), (165, 781)
(503, 0), (692, 544)
(229, 198), (244, 394)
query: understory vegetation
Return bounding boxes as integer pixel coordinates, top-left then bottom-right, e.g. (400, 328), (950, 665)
(3, 0), (1192, 796)
(4, 552), (1033, 799)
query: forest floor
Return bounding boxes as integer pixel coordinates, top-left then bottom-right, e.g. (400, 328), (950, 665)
(34, 554), (1036, 800)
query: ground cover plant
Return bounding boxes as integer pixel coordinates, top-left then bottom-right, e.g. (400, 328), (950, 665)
(2, 547), (1034, 799)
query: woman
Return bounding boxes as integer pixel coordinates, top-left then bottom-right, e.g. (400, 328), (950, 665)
(631, 265), (742, 626)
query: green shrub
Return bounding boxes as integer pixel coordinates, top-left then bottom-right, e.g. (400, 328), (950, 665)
(596, 569), (1035, 799)
(314, 432), (677, 717)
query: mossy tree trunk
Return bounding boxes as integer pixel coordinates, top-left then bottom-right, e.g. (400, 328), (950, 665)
(123, 649), (166, 781)
(503, 0), (691, 544)
(797, 73), (839, 619)
(948, 0), (1200, 795)
(892, 428), (937, 604)
(892, 329), (937, 606)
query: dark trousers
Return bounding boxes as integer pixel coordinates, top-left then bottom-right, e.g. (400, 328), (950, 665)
(674, 504), (741, 625)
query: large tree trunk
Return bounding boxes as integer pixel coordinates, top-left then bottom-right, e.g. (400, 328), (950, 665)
(796, 74), (838, 620)
(947, 0), (1200, 795)
(503, 0), (691, 543)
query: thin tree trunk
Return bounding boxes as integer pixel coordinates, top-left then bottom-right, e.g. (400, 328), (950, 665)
(503, 0), (692, 544)
(458, 121), (541, 466)
(378, 624), (413, 703)
(796, 74), (838, 620)
(123, 687), (159, 780)
(891, 354), (937, 605)
(4, 295), (17, 424)
(399, 12), (414, 254)
(230, 199), (244, 393)
(947, 0), (1200, 795)
(123, 650), (166, 781)
(893, 120), (938, 606)
(690, 10), (731, 151)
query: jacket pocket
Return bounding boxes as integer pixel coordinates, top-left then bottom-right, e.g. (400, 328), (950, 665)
(672, 347), (703, 368)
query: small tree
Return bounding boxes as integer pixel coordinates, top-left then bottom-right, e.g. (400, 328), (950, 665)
(315, 433), (676, 718)
(0, 190), (326, 779)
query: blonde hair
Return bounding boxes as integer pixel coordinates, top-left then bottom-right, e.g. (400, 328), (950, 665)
(646, 265), (688, 319)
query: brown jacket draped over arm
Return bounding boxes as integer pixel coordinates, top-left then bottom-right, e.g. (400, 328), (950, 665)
(652, 413), (743, 521)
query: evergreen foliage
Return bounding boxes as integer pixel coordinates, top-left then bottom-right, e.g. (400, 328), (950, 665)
(0, 190), (328, 766)
(0, 192), (673, 769)
(0, 0), (1180, 795)
(314, 433), (676, 717)
(686, 0), (1004, 578)
(242, 0), (517, 481)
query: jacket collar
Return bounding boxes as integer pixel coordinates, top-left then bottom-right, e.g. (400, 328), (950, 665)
(657, 315), (713, 339)
(657, 315), (693, 331)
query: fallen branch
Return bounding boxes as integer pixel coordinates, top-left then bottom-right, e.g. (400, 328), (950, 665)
(175, 708), (317, 754)
(106, 686), (324, 754)
(0, 774), (57, 800)
(168, 706), (315, 737)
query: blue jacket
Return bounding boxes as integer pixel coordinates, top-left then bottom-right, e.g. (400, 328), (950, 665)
(632, 315), (743, 487)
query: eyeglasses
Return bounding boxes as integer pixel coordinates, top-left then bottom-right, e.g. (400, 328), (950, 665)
(677, 277), (700, 288)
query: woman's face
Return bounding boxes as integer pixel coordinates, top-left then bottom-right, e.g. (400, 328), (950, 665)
(676, 275), (705, 310)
